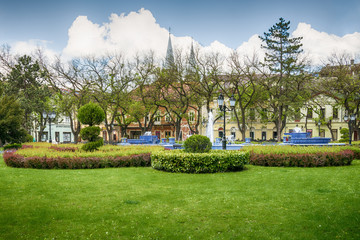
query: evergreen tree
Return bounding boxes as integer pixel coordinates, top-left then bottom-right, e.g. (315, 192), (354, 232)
(5, 55), (51, 133)
(0, 92), (27, 146)
(258, 17), (310, 142)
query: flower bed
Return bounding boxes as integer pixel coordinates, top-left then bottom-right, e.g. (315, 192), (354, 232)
(151, 150), (249, 173)
(3, 151), (151, 169)
(242, 146), (358, 167)
(3, 143), (162, 169)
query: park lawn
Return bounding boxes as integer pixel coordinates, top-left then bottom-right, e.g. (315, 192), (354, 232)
(0, 155), (359, 239)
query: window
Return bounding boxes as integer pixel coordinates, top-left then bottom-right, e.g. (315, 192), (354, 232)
(144, 115), (150, 122)
(189, 112), (195, 122)
(331, 129), (338, 140)
(55, 132), (60, 143)
(333, 107), (338, 119)
(102, 131), (107, 141)
(155, 112), (161, 123)
(307, 108), (313, 118)
(320, 108), (325, 120)
(250, 131), (255, 140)
(64, 117), (70, 123)
(63, 132), (71, 143)
(165, 114), (171, 122)
(261, 131), (267, 140)
(231, 127), (236, 139)
(165, 131), (171, 137)
(320, 129), (325, 138)
(42, 132), (48, 142)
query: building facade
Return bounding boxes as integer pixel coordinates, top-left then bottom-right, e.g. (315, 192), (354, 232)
(199, 95), (358, 142)
(33, 116), (74, 143)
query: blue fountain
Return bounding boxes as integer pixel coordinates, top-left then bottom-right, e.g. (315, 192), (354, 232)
(282, 127), (343, 146)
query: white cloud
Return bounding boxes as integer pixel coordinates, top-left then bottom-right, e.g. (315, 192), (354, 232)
(11, 39), (57, 63)
(292, 23), (360, 66)
(63, 9), (171, 59)
(63, 8), (234, 61)
(9, 9), (360, 68)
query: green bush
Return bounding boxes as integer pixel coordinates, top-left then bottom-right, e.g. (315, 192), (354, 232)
(78, 102), (105, 152)
(183, 135), (212, 153)
(339, 128), (349, 143)
(249, 150), (355, 167)
(81, 138), (104, 152)
(151, 150), (249, 173)
(4, 143), (22, 150)
(77, 103), (105, 126)
(23, 134), (34, 143)
(80, 126), (101, 142)
(3, 151), (151, 169)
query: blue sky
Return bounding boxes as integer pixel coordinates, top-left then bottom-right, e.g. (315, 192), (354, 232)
(1, 0), (359, 52)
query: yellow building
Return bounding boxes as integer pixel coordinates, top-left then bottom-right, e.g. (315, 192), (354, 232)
(199, 95), (357, 142)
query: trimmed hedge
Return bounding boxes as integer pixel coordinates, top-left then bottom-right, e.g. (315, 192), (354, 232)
(4, 143), (22, 150)
(183, 135), (212, 153)
(249, 150), (354, 167)
(3, 151), (151, 169)
(151, 150), (249, 173)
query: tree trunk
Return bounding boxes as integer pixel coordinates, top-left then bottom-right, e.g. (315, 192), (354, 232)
(175, 121), (181, 141)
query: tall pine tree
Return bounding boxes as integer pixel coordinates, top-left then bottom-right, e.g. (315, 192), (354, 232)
(258, 17), (310, 142)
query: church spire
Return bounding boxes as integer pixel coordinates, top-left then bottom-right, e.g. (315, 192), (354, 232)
(164, 31), (174, 69)
(189, 40), (196, 67)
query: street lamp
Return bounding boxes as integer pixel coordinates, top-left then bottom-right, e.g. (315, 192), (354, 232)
(344, 114), (356, 145)
(317, 121), (321, 137)
(42, 111), (56, 143)
(217, 93), (236, 150)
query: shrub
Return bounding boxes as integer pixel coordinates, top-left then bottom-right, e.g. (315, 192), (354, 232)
(3, 150), (151, 169)
(80, 126), (101, 142)
(151, 150), (249, 173)
(77, 103), (105, 126)
(339, 128), (349, 143)
(4, 143), (22, 150)
(82, 139), (104, 152)
(77, 103), (105, 152)
(249, 150), (354, 167)
(183, 135), (212, 153)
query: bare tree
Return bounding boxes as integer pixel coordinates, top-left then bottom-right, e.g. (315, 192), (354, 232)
(227, 52), (261, 141)
(317, 53), (360, 142)
(81, 54), (132, 144)
(51, 57), (91, 143)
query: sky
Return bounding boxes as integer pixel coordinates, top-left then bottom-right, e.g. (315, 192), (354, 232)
(0, 0), (359, 65)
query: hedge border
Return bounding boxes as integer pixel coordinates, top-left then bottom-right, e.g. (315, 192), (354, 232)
(249, 150), (354, 167)
(3, 151), (151, 169)
(151, 150), (249, 173)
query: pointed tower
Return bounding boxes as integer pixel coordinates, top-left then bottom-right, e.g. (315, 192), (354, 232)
(188, 40), (196, 69)
(164, 33), (174, 69)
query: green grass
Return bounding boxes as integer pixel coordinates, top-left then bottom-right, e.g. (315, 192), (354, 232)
(1, 155), (359, 239)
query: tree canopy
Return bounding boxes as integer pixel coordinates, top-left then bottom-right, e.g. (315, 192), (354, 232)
(0, 94), (27, 146)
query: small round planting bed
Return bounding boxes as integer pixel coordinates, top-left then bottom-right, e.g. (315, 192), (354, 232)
(151, 150), (249, 173)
